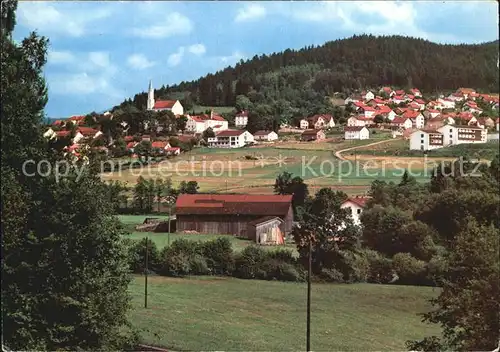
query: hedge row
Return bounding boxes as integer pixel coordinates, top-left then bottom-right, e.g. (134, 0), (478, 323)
(124, 237), (448, 286)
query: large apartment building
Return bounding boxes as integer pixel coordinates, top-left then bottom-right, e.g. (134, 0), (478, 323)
(410, 125), (487, 151)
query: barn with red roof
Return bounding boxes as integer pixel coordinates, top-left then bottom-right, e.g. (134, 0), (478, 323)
(175, 194), (294, 239)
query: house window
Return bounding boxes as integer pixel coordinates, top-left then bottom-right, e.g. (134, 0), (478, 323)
(420, 134), (424, 138)
(357, 209), (361, 214)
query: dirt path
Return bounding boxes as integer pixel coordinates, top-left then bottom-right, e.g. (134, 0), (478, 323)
(334, 139), (396, 161)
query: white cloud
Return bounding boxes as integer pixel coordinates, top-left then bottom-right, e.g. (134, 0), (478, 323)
(235, 4), (267, 22)
(188, 44), (206, 56)
(127, 54), (156, 70)
(47, 50), (75, 64)
(218, 51), (246, 65)
(130, 12), (193, 38)
(48, 72), (121, 97)
(88, 52), (111, 68)
(17, 1), (112, 37)
(168, 47), (185, 67)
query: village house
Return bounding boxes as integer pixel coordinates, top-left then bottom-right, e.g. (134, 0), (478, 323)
(186, 111), (229, 134)
(306, 114), (335, 129)
(301, 129), (325, 142)
(344, 126), (370, 140)
(367, 98), (386, 107)
(423, 109), (441, 119)
(362, 90), (375, 101)
(410, 88), (422, 97)
(409, 129), (445, 151)
(457, 112), (478, 126)
(391, 116), (413, 130)
(175, 194), (294, 240)
(447, 93), (465, 102)
(253, 130), (279, 142)
(425, 116), (455, 130)
(438, 124), (487, 146)
(395, 89), (405, 96)
(456, 88), (476, 99)
(347, 115), (372, 127)
(299, 119), (309, 129)
(146, 80), (184, 115)
(126, 141), (138, 153)
(464, 101), (483, 114)
(72, 127), (102, 144)
(402, 111), (425, 129)
(414, 99), (426, 110)
(379, 86), (394, 96)
(391, 95), (405, 105)
(67, 115), (86, 126)
(234, 111), (249, 127)
(437, 98), (455, 109)
(207, 129), (254, 148)
(151, 141), (172, 155)
(248, 216), (286, 245)
(476, 117), (495, 129)
(340, 196), (369, 226)
(375, 105), (396, 121)
(166, 147), (181, 156)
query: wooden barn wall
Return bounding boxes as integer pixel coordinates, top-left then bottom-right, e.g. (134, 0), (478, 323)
(178, 209), (295, 238)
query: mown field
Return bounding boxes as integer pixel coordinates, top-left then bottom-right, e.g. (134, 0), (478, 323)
(128, 275), (439, 351)
(102, 135), (432, 195)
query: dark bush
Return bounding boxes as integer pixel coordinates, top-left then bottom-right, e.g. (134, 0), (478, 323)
(392, 252), (427, 285)
(267, 248), (297, 265)
(425, 254), (449, 286)
(157, 239), (203, 276)
(201, 237), (235, 275)
(189, 254), (210, 275)
(161, 253), (191, 276)
(233, 246), (269, 279)
(127, 238), (161, 273)
(319, 268), (345, 283)
(364, 249), (395, 284)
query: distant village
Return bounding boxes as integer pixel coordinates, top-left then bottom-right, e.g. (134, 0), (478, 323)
(43, 82), (499, 161)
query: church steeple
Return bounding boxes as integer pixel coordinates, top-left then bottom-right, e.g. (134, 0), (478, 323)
(147, 79), (155, 110)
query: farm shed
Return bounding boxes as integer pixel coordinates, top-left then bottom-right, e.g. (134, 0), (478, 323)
(248, 216), (285, 244)
(175, 194), (294, 238)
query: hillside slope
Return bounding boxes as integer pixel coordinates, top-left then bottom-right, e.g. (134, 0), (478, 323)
(118, 35), (499, 111)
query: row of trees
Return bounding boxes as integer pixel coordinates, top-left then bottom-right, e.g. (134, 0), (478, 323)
(2, 2), (138, 349)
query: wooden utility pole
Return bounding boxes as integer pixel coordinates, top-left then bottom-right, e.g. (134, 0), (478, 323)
(168, 205), (171, 246)
(306, 240), (312, 352)
(144, 236), (148, 309)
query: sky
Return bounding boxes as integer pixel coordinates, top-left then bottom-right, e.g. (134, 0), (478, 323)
(13, 1), (499, 118)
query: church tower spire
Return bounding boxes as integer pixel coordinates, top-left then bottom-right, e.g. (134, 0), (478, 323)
(147, 79), (155, 110)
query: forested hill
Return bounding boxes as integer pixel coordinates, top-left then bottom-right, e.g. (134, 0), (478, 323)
(118, 35), (499, 111)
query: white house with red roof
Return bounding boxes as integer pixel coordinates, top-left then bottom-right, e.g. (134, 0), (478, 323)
(340, 196), (370, 226)
(375, 105), (396, 121)
(437, 98), (455, 109)
(402, 111), (425, 129)
(306, 114), (335, 129)
(347, 115), (372, 127)
(207, 129), (254, 148)
(464, 101), (483, 114)
(253, 130), (279, 142)
(344, 126), (369, 140)
(186, 111), (228, 133)
(362, 90), (375, 101)
(151, 141), (172, 154)
(235, 111), (248, 127)
(146, 80), (184, 115)
(410, 88), (422, 97)
(391, 116), (413, 130)
(391, 95), (405, 105)
(379, 86), (394, 96)
(299, 119), (309, 129)
(423, 109), (441, 119)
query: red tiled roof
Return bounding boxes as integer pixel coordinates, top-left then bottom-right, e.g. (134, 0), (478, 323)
(307, 114), (334, 124)
(344, 126), (366, 132)
(407, 94), (415, 100)
(124, 136), (134, 142)
(392, 117), (410, 124)
(216, 129), (246, 137)
(376, 105), (392, 113)
(68, 115), (85, 121)
(301, 129), (322, 135)
(151, 141), (169, 149)
(458, 112), (475, 120)
(56, 130), (71, 137)
(190, 116), (205, 123)
(52, 120), (64, 126)
(77, 127), (99, 136)
(361, 106), (375, 112)
(402, 111), (421, 119)
(211, 115), (226, 121)
(420, 129), (442, 134)
(166, 147), (181, 152)
(153, 100), (176, 109)
(393, 95), (404, 100)
(395, 90), (405, 95)
(415, 99), (425, 104)
(343, 196), (370, 208)
(126, 142), (137, 149)
(175, 194), (293, 216)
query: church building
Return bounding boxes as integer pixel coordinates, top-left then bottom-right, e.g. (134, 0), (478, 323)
(146, 80), (184, 116)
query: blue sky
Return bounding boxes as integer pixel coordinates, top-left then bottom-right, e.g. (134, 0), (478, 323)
(13, 1), (499, 118)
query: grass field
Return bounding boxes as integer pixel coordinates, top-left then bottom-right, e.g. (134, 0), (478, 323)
(129, 275), (439, 350)
(103, 136), (423, 195)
